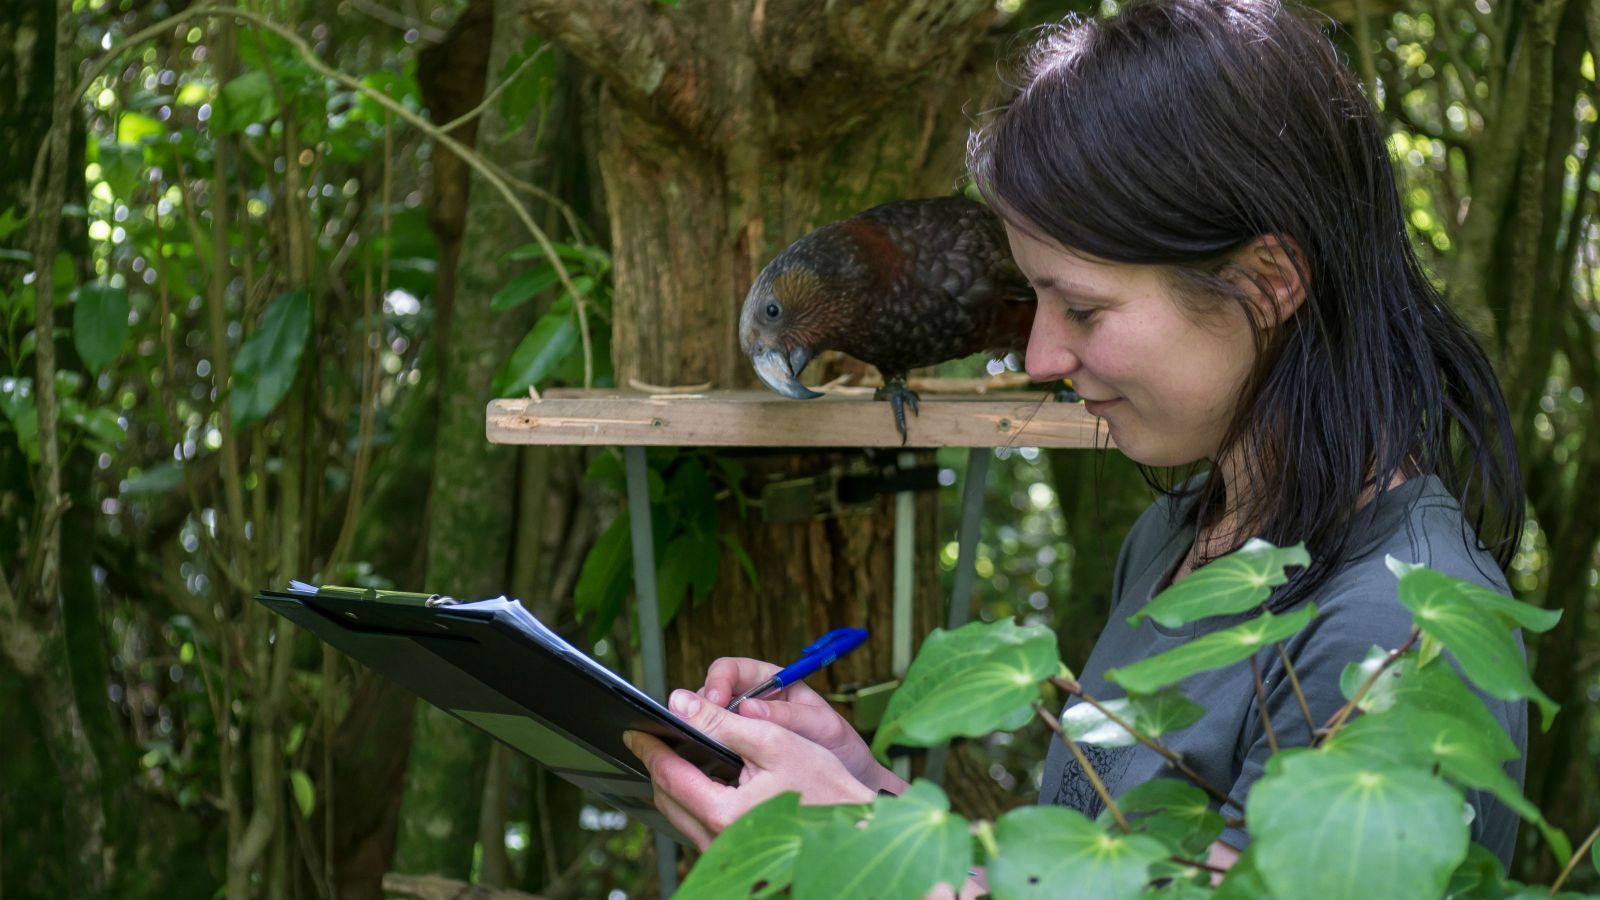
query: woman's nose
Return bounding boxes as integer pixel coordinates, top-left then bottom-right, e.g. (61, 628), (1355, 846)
(1024, 313), (1080, 382)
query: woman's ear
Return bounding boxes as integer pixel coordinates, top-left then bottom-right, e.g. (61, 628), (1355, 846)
(1229, 234), (1309, 325)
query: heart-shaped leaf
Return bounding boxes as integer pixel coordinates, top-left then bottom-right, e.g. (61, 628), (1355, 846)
(1130, 539), (1310, 628)
(988, 805), (1166, 900)
(872, 619), (1058, 760)
(73, 284), (129, 374)
(792, 780), (970, 900)
(1248, 750), (1469, 900)
(1338, 650), (1517, 759)
(1106, 606), (1316, 695)
(1094, 779), (1223, 857)
(678, 792), (803, 899)
(1063, 688), (1204, 749)
(231, 290), (310, 428)
(1325, 709), (1534, 821)
(1394, 565), (1559, 729)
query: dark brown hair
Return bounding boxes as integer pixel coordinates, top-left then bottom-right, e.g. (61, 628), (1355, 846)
(968, 0), (1523, 607)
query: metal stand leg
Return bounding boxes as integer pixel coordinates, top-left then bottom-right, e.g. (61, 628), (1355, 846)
(924, 448), (990, 785)
(891, 452), (916, 783)
(624, 447), (677, 897)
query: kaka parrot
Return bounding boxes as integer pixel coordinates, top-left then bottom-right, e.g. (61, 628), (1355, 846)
(739, 196), (1037, 441)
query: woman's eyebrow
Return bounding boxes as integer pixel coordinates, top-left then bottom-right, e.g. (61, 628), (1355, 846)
(1028, 275), (1104, 298)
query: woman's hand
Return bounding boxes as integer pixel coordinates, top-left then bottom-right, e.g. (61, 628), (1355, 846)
(697, 656), (909, 795)
(625, 689), (877, 850)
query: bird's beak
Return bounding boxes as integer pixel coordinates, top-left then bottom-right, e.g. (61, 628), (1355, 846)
(750, 345), (822, 399)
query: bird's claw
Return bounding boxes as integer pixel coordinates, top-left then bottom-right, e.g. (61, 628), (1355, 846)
(875, 378), (921, 445)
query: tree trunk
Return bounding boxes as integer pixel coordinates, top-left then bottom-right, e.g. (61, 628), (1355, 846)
(396, 0), (540, 877)
(520, 0), (1020, 816)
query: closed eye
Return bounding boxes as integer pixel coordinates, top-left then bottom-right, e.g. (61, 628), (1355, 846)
(1062, 306), (1096, 324)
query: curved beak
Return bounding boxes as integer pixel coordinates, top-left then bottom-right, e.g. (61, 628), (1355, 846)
(750, 345), (822, 399)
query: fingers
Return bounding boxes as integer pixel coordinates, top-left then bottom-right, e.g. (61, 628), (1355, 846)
(624, 730), (721, 849)
(669, 689), (802, 769)
(699, 657), (833, 710)
(737, 696), (848, 745)
(700, 657), (780, 708)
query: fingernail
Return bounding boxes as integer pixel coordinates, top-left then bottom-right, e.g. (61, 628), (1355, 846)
(621, 731), (637, 754)
(670, 689), (701, 717)
(704, 688), (722, 706)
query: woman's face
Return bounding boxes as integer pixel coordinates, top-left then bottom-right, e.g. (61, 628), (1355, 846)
(1004, 222), (1258, 467)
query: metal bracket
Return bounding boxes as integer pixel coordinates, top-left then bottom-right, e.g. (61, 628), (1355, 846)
(760, 458), (941, 524)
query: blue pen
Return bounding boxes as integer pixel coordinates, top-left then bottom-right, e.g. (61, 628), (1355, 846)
(725, 627), (869, 712)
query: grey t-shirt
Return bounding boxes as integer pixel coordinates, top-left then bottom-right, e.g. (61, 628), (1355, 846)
(1039, 474), (1527, 867)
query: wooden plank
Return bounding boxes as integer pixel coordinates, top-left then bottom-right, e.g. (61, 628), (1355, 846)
(485, 389), (1113, 448)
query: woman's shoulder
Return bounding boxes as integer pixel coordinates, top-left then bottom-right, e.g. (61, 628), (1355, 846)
(1305, 474), (1510, 621)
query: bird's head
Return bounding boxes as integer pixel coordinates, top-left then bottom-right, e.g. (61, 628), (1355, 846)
(740, 224), (877, 400)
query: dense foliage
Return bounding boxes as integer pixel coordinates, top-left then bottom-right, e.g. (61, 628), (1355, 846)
(2, 0), (1599, 898)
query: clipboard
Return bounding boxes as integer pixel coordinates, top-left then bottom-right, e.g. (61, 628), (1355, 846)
(255, 584), (742, 843)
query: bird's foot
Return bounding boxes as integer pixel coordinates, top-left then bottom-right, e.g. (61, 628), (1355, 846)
(874, 377), (921, 445)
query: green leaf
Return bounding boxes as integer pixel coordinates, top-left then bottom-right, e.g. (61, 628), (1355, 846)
(289, 769), (316, 818)
(285, 723), (306, 756)
(1394, 563), (1559, 729)
(1106, 606), (1316, 695)
(117, 110), (164, 145)
(574, 513), (633, 642)
(72, 284), (130, 374)
(1130, 540), (1309, 628)
(677, 792), (802, 899)
(1, 377), (40, 462)
(213, 71), (280, 134)
(1338, 650), (1517, 759)
(792, 781), (969, 900)
(122, 462), (184, 496)
(0, 206), (27, 240)
(1094, 779), (1222, 858)
(231, 290), (311, 428)
(1443, 842), (1506, 900)
(988, 805), (1165, 900)
(490, 266), (565, 311)
(1063, 688), (1203, 748)
(721, 534), (760, 589)
(498, 39), (556, 131)
(492, 307), (578, 397)
(96, 142), (145, 201)
(654, 533), (696, 627)
(1248, 751), (1469, 900)
(1324, 709), (1535, 821)
(871, 619), (1059, 760)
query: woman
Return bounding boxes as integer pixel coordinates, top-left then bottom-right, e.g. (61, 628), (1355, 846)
(625, 0), (1528, 880)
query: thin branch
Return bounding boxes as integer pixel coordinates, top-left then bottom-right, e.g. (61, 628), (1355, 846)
(1049, 677), (1243, 812)
(1034, 702), (1130, 833)
(438, 42), (551, 134)
(1249, 655), (1280, 754)
(1317, 626), (1420, 742)
(1275, 643), (1317, 744)
(1548, 822), (1600, 896)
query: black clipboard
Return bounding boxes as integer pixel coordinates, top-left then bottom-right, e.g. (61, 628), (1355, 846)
(255, 584), (742, 843)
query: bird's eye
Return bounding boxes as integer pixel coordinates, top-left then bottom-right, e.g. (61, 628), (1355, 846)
(764, 303), (780, 319)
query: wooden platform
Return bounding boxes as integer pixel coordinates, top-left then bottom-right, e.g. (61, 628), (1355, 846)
(485, 388), (1113, 448)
